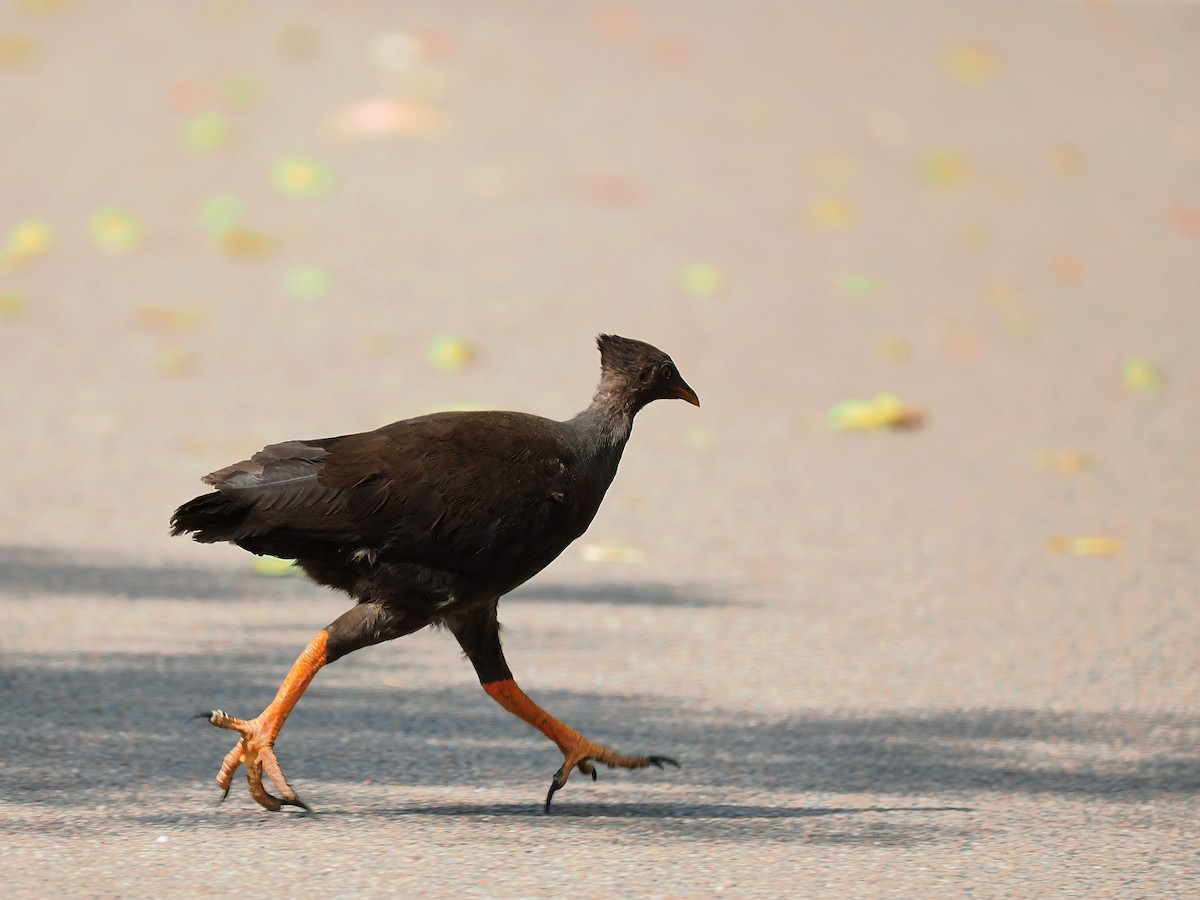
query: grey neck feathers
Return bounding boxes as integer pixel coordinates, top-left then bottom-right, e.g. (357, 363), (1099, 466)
(570, 378), (639, 462)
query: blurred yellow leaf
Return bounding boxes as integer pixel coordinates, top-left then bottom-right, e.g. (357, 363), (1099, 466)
(272, 157), (332, 198)
(90, 208), (143, 253)
(428, 334), (474, 371)
(253, 556), (302, 577)
(828, 394), (924, 430)
(677, 264), (724, 298)
(1123, 357), (1162, 394)
(286, 267), (332, 300)
(183, 112), (230, 152)
(136, 305), (204, 331)
(156, 347), (193, 377)
(581, 542), (644, 564)
(1049, 536), (1124, 557)
(805, 198), (858, 230)
(921, 153), (970, 187)
(832, 272), (882, 300)
(220, 228), (273, 259)
(875, 337), (912, 362)
(1035, 452), (1092, 475)
(2, 219), (53, 269)
(0, 33), (36, 70)
(0, 292), (28, 319)
(943, 44), (998, 85)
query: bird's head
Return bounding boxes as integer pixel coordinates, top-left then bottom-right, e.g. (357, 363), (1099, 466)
(596, 334), (700, 411)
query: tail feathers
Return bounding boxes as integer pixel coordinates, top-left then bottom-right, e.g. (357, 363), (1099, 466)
(170, 492), (251, 544)
(170, 491), (328, 561)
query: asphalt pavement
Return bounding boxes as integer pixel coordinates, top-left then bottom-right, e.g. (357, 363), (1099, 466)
(1, 1), (1197, 896)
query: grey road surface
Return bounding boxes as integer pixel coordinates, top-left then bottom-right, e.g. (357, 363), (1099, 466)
(1, 1), (1197, 896)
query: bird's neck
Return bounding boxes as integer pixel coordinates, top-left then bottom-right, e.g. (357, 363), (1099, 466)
(572, 387), (638, 462)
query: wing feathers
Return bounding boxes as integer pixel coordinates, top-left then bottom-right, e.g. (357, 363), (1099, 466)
(179, 411), (582, 572)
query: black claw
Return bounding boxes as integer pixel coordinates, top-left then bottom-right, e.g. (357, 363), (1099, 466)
(193, 711), (216, 722)
(648, 755), (680, 770)
(217, 787), (230, 805)
(590, 769), (598, 782)
(282, 796), (313, 814)
(544, 777), (562, 814)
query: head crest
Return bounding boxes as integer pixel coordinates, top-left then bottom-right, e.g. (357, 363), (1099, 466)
(596, 334), (667, 372)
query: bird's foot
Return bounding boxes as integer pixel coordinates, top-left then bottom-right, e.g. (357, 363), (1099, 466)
(206, 709), (310, 812)
(544, 738), (679, 812)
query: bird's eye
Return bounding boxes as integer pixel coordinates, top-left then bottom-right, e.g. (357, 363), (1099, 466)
(660, 364), (674, 381)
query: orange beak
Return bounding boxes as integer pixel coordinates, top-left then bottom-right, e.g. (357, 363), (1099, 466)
(671, 380), (700, 407)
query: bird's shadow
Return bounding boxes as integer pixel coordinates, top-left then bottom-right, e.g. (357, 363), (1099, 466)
(326, 801), (982, 846)
(1, 547), (1197, 846)
(368, 801), (973, 819)
(0, 545), (734, 608)
(509, 581), (739, 609)
(3, 642), (1196, 825)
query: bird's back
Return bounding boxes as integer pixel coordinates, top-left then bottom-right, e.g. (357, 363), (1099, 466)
(172, 408), (624, 595)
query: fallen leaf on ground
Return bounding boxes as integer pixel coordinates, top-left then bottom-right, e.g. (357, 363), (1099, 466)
(875, 337), (912, 362)
(827, 393), (924, 430)
(253, 556), (302, 577)
(677, 264), (724, 298)
(581, 543), (645, 564)
(136, 305), (204, 331)
(1123, 357), (1162, 394)
(1035, 452), (1092, 475)
(272, 157), (332, 198)
(286, 267), (331, 300)
(220, 228), (273, 258)
(921, 152), (970, 186)
(943, 44), (998, 85)
(428, 334), (474, 371)
(3, 219), (53, 269)
(90, 208), (143, 253)
(1049, 536), (1124, 557)
(805, 197), (858, 230)
(155, 346), (193, 377)
(0, 292), (28, 318)
(182, 111), (230, 152)
(832, 272), (882, 300)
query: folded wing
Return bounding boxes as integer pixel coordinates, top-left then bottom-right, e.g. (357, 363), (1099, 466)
(171, 411), (582, 577)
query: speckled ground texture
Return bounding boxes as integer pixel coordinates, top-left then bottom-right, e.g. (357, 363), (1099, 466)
(2, 1), (1198, 896)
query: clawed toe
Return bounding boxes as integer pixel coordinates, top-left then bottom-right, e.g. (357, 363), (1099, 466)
(542, 744), (680, 813)
(544, 773), (564, 813)
(204, 709), (310, 812)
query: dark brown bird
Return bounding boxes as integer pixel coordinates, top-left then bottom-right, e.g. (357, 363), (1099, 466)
(171, 334), (698, 812)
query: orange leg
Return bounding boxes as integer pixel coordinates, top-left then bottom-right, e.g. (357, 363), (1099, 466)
(206, 630), (328, 811)
(482, 678), (679, 811)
